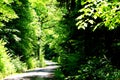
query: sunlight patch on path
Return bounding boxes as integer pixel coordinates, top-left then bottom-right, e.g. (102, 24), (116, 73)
(4, 60), (59, 80)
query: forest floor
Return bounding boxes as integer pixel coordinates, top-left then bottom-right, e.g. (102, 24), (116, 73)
(4, 60), (59, 80)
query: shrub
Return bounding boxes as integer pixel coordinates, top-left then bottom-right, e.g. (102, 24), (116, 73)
(74, 56), (120, 80)
(0, 40), (16, 78)
(59, 53), (80, 76)
(54, 68), (65, 80)
(26, 57), (37, 69)
(60, 55), (120, 80)
(11, 56), (27, 72)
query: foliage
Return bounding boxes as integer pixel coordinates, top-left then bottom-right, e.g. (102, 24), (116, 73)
(10, 0), (39, 59)
(1, 0), (120, 80)
(11, 56), (27, 72)
(39, 53), (46, 67)
(0, 0), (18, 27)
(0, 40), (16, 78)
(0, 0), (19, 44)
(26, 57), (39, 69)
(76, 0), (120, 30)
(54, 68), (65, 80)
(0, 0), (46, 78)
(59, 53), (80, 76)
(53, 0), (120, 80)
(67, 56), (120, 80)
(35, 0), (63, 60)
(4, 0), (45, 69)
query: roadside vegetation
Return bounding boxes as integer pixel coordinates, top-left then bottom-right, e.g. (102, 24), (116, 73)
(1, 0), (120, 80)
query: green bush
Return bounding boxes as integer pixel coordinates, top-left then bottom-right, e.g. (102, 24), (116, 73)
(26, 57), (38, 69)
(74, 57), (120, 80)
(26, 55), (46, 69)
(60, 53), (80, 76)
(54, 68), (65, 80)
(0, 40), (16, 78)
(60, 55), (120, 80)
(11, 56), (27, 72)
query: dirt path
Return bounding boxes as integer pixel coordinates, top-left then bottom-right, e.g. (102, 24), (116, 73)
(4, 60), (59, 80)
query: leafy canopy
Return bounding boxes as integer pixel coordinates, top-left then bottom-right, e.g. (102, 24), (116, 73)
(0, 0), (18, 27)
(76, 0), (120, 30)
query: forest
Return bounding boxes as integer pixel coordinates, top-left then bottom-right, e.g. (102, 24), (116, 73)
(1, 0), (120, 80)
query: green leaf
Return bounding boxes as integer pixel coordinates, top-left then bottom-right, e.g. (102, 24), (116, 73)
(88, 20), (94, 24)
(4, 0), (14, 4)
(0, 22), (5, 27)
